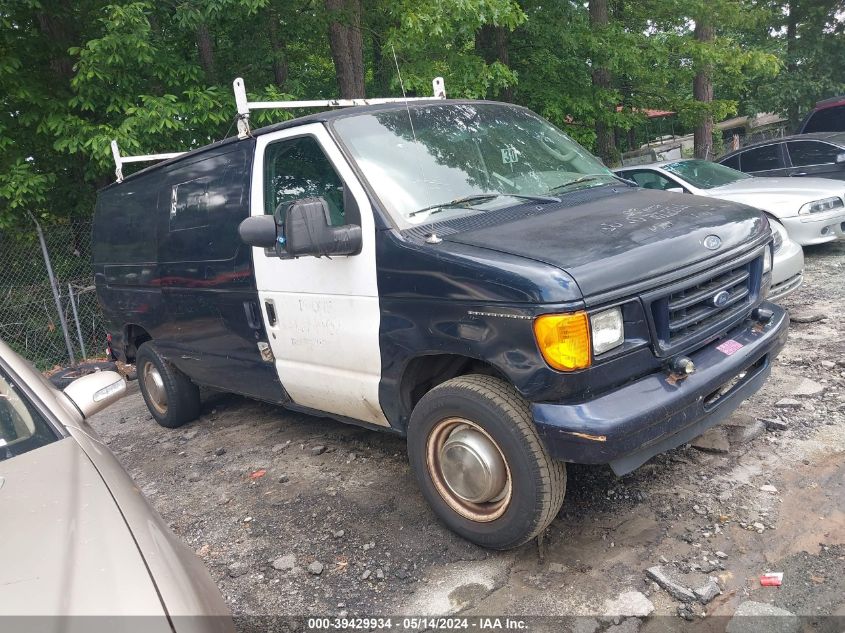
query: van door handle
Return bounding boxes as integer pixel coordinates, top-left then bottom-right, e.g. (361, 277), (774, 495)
(265, 300), (277, 327)
(243, 301), (261, 330)
(791, 172), (808, 177)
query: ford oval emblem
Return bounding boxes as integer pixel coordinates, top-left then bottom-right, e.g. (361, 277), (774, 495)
(711, 290), (730, 308)
(704, 235), (722, 250)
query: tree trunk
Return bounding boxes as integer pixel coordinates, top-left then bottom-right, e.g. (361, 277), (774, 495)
(196, 22), (216, 84)
(590, 0), (616, 165)
(627, 127), (637, 151)
(693, 19), (715, 160)
(36, 4), (76, 83)
(326, 0), (365, 98)
(476, 25), (512, 101)
(267, 10), (288, 89)
(786, 0), (800, 129)
(372, 30), (390, 97)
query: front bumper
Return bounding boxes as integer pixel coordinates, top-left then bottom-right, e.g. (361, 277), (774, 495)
(779, 209), (845, 245)
(531, 302), (789, 475)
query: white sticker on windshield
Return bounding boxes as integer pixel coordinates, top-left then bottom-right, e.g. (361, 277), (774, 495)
(501, 146), (519, 164)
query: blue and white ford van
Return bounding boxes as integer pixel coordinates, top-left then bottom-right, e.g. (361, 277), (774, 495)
(94, 98), (788, 549)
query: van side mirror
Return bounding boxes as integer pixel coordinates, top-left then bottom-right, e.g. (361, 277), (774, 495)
(282, 197), (362, 257)
(836, 152), (845, 165)
(63, 371), (127, 418)
(238, 215), (278, 248)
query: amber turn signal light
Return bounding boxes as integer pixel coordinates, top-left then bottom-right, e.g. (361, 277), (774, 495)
(533, 312), (592, 371)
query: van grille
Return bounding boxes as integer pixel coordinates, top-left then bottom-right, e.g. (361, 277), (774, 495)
(649, 258), (759, 352)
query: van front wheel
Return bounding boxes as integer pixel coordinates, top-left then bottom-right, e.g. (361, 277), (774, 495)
(407, 375), (566, 550)
(136, 342), (201, 428)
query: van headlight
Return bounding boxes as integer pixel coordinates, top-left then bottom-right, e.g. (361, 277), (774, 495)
(590, 307), (625, 355)
(798, 196), (843, 215)
(763, 245), (772, 274)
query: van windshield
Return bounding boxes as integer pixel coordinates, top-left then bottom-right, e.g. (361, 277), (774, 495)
(332, 103), (616, 227)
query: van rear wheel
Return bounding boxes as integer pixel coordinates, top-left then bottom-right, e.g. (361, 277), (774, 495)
(136, 342), (201, 428)
(407, 375), (566, 550)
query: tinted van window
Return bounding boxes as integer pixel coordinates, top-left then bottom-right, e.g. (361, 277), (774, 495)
(93, 183), (159, 264)
(159, 148), (250, 262)
(169, 179), (213, 231)
(787, 141), (840, 166)
(803, 105), (845, 133)
(740, 145), (783, 172)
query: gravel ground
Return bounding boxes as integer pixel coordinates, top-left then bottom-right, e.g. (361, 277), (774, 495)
(88, 241), (845, 627)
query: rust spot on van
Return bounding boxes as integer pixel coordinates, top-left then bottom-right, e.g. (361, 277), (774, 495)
(567, 432), (607, 442)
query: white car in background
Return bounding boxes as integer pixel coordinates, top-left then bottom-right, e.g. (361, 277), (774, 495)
(766, 218), (804, 300)
(615, 159), (845, 246)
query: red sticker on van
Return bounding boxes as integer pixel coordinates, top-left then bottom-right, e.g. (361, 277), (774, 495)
(716, 339), (743, 356)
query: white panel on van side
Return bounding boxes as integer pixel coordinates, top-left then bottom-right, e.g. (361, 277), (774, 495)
(249, 123), (389, 427)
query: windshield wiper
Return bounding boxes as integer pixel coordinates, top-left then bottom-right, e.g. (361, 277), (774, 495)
(549, 174), (616, 193)
(408, 193), (560, 218)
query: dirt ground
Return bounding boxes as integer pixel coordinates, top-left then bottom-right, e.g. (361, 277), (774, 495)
(89, 241), (845, 627)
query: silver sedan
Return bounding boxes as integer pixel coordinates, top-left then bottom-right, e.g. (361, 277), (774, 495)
(0, 339), (234, 633)
(615, 159), (845, 246)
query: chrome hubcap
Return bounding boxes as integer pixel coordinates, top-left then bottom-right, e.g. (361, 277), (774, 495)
(143, 363), (167, 414)
(440, 426), (507, 503)
(426, 418), (512, 522)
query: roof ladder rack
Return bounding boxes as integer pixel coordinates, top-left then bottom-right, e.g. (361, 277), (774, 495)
(109, 76), (446, 181)
(111, 140), (185, 183)
(233, 76), (446, 139)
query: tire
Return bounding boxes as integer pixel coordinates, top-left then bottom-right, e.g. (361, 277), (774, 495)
(48, 361), (118, 389)
(136, 342), (201, 428)
(407, 374), (566, 550)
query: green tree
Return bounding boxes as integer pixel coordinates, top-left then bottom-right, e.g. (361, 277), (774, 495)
(0, 0), (795, 232)
(745, 0), (845, 128)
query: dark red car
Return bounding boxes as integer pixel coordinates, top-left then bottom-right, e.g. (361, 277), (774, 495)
(798, 96), (845, 134)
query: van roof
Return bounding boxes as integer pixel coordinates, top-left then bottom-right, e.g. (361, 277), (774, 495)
(101, 99), (478, 190)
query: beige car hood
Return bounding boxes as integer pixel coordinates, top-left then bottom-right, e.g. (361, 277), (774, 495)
(0, 437), (169, 627)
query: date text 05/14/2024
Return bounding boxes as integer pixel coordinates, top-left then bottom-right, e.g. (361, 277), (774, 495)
(306, 617), (528, 630)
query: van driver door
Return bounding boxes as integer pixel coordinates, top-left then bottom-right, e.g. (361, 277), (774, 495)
(249, 123), (388, 427)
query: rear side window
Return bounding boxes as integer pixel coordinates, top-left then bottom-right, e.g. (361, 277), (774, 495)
(168, 152), (247, 233)
(803, 105), (845, 133)
(0, 368), (58, 462)
(158, 148), (250, 262)
(720, 154), (740, 170)
(739, 145), (784, 172)
(93, 183), (159, 264)
(169, 179), (212, 231)
(786, 141), (841, 166)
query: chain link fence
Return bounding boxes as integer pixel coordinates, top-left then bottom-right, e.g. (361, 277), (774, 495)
(0, 217), (107, 371)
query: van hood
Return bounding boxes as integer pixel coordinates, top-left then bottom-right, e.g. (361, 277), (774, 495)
(442, 188), (767, 299)
(707, 177), (845, 218)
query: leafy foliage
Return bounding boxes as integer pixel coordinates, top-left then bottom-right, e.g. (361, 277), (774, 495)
(0, 0), (840, 228)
